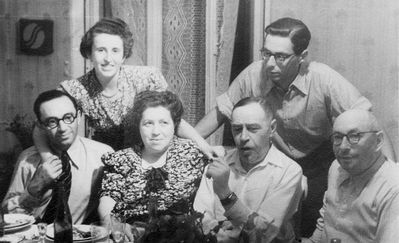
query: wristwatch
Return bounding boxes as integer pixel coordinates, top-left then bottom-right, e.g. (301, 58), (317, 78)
(220, 192), (238, 206)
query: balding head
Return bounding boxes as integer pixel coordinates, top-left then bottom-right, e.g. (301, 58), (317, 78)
(332, 109), (384, 175)
(333, 109), (381, 133)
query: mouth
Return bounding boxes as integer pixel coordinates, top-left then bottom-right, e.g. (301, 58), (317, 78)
(57, 135), (71, 142)
(337, 155), (353, 161)
(269, 72), (280, 77)
(239, 147), (252, 152)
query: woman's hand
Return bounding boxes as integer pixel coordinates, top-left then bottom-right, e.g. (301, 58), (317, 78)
(32, 124), (54, 161)
(204, 145), (226, 159)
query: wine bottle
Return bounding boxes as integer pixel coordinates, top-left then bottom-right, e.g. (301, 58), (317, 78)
(54, 182), (73, 242)
(0, 207), (4, 237)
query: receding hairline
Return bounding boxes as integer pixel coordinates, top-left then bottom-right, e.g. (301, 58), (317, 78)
(334, 109), (381, 132)
(232, 100), (274, 124)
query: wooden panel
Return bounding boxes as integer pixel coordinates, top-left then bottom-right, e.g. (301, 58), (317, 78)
(0, 0), (85, 152)
(270, 0), (399, 154)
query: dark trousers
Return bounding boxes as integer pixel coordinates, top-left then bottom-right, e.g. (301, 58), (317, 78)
(296, 141), (335, 237)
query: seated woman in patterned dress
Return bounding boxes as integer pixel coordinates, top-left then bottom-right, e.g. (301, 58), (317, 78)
(98, 90), (209, 239)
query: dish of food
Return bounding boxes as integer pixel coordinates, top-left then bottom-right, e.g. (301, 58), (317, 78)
(46, 224), (108, 242)
(1, 214), (35, 233)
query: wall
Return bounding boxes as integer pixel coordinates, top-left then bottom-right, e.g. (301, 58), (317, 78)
(269, 0), (399, 153)
(0, 0), (85, 152)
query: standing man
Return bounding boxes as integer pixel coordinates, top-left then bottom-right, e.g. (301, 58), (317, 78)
(194, 97), (302, 242)
(304, 109), (399, 242)
(2, 90), (113, 224)
(195, 17), (396, 236)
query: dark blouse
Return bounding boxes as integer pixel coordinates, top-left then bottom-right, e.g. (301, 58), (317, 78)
(100, 137), (208, 223)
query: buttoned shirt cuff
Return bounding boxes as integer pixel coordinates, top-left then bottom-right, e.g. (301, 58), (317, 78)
(216, 93), (234, 121)
(224, 198), (274, 226)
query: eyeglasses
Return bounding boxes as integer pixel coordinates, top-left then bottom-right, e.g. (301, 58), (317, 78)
(331, 131), (379, 145)
(40, 113), (78, 130)
(260, 48), (295, 63)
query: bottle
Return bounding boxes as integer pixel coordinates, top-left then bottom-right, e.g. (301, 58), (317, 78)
(53, 183), (73, 242)
(0, 207), (4, 237)
(330, 238), (341, 243)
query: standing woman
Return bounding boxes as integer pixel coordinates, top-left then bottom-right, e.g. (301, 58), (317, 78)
(34, 17), (216, 157)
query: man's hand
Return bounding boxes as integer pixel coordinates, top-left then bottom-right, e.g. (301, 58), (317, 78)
(27, 155), (63, 198)
(205, 157), (231, 199)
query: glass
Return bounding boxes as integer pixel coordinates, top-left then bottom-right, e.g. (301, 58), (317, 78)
(260, 48), (295, 63)
(110, 215), (126, 243)
(331, 131), (379, 145)
(41, 113), (78, 130)
(37, 223), (47, 243)
(91, 220), (110, 243)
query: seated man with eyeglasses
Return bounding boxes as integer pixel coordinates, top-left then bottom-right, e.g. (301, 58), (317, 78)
(195, 17), (397, 236)
(302, 109), (399, 243)
(2, 90), (113, 224)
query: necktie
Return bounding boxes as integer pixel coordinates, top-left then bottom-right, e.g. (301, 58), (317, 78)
(41, 152), (73, 242)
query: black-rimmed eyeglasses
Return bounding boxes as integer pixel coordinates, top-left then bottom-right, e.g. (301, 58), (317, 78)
(331, 131), (380, 145)
(260, 48), (295, 63)
(40, 113), (78, 130)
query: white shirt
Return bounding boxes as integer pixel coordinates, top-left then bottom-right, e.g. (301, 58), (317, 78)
(194, 145), (303, 243)
(2, 136), (113, 224)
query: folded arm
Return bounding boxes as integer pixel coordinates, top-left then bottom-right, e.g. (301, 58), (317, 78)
(2, 153), (58, 215)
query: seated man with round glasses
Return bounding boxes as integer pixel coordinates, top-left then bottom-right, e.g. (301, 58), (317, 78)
(302, 109), (399, 243)
(2, 90), (113, 224)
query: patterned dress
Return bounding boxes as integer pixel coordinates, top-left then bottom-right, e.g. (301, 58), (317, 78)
(59, 65), (168, 150)
(100, 137), (208, 223)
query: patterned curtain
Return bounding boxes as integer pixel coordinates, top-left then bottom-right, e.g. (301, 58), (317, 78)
(162, 0), (206, 124)
(106, 0), (147, 65)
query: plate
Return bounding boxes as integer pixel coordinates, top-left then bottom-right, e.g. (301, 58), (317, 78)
(1, 214), (35, 233)
(46, 224), (108, 242)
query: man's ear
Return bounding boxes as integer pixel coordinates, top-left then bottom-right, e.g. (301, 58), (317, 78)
(270, 119), (277, 134)
(35, 120), (44, 130)
(375, 130), (384, 151)
(76, 110), (82, 125)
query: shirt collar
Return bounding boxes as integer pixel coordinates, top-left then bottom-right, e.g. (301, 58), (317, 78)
(288, 61), (310, 95)
(65, 136), (84, 169)
(270, 60), (310, 96)
(229, 145), (283, 173)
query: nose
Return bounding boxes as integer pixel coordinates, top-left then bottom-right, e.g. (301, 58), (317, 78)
(266, 55), (277, 66)
(240, 128), (250, 142)
(151, 123), (161, 136)
(339, 136), (351, 150)
(57, 120), (68, 132)
(104, 51), (112, 62)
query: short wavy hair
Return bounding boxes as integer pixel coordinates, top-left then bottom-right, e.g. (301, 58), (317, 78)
(233, 96), (274, 124)
(265, 17), (311, 55)
(33, 89), (79, 121)
(129, 90), (184, 146)
(80, 17), (134, 59)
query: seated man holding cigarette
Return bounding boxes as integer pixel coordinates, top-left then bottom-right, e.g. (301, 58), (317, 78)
(194, 97), (303, 243)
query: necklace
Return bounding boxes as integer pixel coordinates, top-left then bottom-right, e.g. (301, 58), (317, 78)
(101, 89), (120, 98)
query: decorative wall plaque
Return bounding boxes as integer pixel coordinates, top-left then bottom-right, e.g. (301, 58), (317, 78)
(18, 18), (53, 56)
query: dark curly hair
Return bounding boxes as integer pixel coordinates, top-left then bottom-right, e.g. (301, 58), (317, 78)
(80, 17), (134, 59)
(129, 90), (184, 146)
(264, 17), (311, 55)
